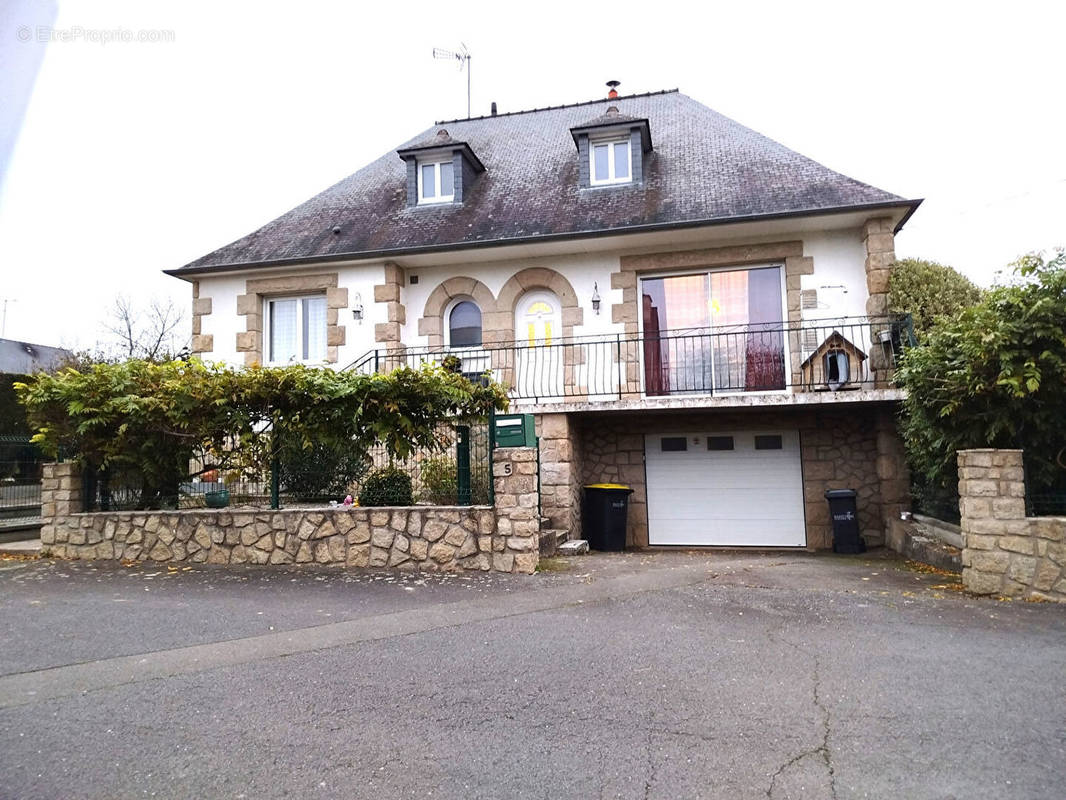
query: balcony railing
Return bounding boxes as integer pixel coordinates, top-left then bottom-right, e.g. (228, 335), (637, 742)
(345, 314), (914, 404)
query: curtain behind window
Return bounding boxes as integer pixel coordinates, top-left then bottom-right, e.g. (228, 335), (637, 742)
(269, 299), (298, 363)
(743, 268), (785, 390)
(302, 296), (327, 361)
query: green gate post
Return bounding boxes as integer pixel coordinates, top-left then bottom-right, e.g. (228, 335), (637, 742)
(456, 425), (471, 506)
(270, 454), (280, 510)
(487, 409), (496, 505)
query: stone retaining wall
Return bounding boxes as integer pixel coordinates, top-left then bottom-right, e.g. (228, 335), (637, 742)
(958, 449), (1066, 601)
(40, 447), (541, 574)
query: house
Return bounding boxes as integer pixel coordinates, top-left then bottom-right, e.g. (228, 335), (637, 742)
(166, 86), (921, 551)
(0, 337), (71, 376)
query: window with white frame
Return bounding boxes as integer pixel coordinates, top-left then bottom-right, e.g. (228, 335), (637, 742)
(266, 295), (327, 363)
(418, 158), (455, 204)
(590, 136), (632, 185)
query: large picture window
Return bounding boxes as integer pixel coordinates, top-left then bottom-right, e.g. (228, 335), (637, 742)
(267, 295), (327, 363)
(641, 266), (785, 395)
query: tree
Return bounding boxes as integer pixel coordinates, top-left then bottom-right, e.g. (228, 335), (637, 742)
(0, 374), (30, 435)
(898, 248), (1066, 497)
(16, 361), (507, 509)
(103, 295), (188, 361)
(888, 258), (984, 339)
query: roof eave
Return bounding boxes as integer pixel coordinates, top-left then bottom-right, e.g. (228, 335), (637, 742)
(569, 117), (652, 151)
(396, 141), (485, 173)
(165, 198), (923, 279)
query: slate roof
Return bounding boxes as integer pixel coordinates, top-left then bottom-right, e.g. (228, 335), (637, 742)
(0, 338), (71, 375)
(174, 89), (918, 275)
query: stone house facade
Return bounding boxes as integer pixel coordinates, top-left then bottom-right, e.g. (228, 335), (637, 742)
(168, 87), (921, 551)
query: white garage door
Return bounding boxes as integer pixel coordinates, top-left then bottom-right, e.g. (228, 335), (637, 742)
(645, 431), (805, 547)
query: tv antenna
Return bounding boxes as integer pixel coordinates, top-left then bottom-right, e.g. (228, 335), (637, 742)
(0, 297), (14, 338)
(433, 43), (471, 118)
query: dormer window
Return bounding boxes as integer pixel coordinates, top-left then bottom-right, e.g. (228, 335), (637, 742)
(418, 159), (455, 204)
(398, 128), (485, 208)
(570, 105), (653, 190)
(590, 137), (632, 185)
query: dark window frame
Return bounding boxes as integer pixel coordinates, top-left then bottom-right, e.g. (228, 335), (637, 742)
(754, 434), (784, 450)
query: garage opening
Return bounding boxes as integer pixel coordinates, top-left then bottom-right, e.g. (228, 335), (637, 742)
(645, 430), (805, 546)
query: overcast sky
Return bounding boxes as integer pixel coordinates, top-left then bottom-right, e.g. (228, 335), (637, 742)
(1, 0), (1063, 350)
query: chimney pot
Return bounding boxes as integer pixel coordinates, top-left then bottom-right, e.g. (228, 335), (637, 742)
(491, 101), (497, 116)
(606, 80), (620, 99)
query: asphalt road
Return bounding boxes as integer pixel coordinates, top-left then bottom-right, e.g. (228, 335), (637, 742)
(0, 551), (1064, 799)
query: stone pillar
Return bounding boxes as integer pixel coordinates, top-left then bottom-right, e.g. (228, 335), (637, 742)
(863, 217), (895, 317)
(863, 217), (896, 385)
(875, 407), (911, 535)
(190, 281), (213, 356)
(957, 449), (1066, 600)
(373, 262), (406, 349)
(535, 413), (581, 537)
(40, 461), (83, 551)
(492, 446), (540, 574)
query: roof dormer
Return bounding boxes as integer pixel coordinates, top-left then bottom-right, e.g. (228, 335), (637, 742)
(570, 105), (653, 189)
(397, 129), (485, 207)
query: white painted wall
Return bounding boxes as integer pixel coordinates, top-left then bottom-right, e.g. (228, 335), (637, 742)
(191, 226), (873, 368)
(801, 228), (870, 320)
(197, 274), (244, 364)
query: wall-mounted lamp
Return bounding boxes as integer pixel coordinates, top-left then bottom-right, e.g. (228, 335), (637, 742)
(591, 282), (601, 315)
(351, 293), (364, 323)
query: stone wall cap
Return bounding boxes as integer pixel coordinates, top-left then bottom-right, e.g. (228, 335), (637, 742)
(70, 505), (493, 518)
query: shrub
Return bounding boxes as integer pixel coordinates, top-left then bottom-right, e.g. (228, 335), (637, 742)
(278, 441), (370, 502)
(16, 360), (507, 509)
(898, 248), (1066, 495)
(358, 466), (413, 507)
(420, 455), (457, 504)
(888, 258), (983, 339)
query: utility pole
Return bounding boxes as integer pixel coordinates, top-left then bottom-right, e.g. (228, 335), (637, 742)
(0, 297), (13, 339)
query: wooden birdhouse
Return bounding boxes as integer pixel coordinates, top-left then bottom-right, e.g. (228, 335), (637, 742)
(800, 331), (867, 390)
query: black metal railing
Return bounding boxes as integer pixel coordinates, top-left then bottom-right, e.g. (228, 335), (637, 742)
(345, 315), (914, 402)
(0, 434), (42, 517)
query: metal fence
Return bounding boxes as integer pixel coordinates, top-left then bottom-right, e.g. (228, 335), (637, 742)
(1028, 494), (1066, 517)
(911, 482), (961, 525)
(345, 315), (914, 402)
(0, 435), (41, 517)
(81, 419), (494, 512)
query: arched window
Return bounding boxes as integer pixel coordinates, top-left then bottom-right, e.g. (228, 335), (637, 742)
(447, 299), (482, 347)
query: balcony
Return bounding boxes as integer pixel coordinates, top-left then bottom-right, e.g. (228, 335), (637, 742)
(346, 315), (914, 412)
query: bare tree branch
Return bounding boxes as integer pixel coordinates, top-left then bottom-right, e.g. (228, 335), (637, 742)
(100, 295), (188, 361)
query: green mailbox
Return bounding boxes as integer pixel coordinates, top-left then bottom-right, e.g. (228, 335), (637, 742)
(494, 413), (536, 448)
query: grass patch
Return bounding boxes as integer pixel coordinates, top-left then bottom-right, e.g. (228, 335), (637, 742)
(536, 557), (572, 573)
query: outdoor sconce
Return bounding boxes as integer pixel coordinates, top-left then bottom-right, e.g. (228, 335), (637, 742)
(351, 293), (364, 323)
(591, 282), (601, 315)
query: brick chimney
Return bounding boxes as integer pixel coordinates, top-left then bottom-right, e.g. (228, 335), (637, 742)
(606, 80), (620, 99)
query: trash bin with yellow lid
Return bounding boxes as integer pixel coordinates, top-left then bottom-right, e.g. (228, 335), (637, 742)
(583, 484), (634, 552)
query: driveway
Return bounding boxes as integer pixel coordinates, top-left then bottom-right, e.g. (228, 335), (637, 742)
(0, 551), (1063, 799)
